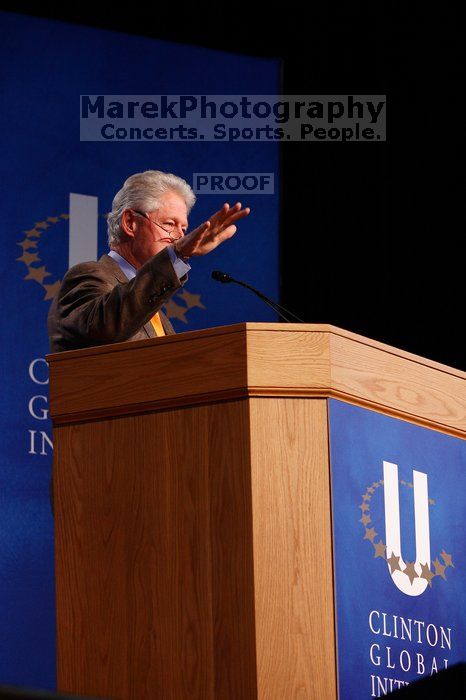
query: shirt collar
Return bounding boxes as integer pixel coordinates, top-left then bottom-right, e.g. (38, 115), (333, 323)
(108, 250), (137, 280)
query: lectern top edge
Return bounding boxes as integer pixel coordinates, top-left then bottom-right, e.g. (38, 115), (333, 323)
(46, 322), (465, 380)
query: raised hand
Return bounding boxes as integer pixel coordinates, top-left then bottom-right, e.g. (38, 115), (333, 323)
(174, 202), (250, 259)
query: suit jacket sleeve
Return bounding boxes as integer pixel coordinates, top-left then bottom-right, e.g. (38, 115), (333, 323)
(48, 248), (182, 350)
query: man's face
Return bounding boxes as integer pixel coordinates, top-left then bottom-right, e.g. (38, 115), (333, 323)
(130, 191), (188, 265)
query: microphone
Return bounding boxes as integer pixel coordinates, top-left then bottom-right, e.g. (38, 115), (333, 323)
(211, 270), (305, 323)
(211, 270), (232, 284)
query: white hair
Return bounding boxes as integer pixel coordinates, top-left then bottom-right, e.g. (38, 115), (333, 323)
(107, 170), (196, 245)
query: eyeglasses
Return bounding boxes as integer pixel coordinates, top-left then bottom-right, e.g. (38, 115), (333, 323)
(132, 210), (184, 241)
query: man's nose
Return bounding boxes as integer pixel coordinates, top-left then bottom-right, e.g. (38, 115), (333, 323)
(173, 225), (185, 240)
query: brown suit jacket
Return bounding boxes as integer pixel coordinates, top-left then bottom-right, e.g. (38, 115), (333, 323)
(48, 249), (183, 352)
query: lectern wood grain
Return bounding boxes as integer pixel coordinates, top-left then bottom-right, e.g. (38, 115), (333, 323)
(249, 398), (336, 699)
(54, 401), (258, 699)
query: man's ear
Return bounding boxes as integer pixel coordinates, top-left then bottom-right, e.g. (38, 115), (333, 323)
(120, 209), (136, 238)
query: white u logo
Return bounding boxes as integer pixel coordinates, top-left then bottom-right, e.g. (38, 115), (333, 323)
(383, 461), (431, 596)
(69, 193), (98, 268)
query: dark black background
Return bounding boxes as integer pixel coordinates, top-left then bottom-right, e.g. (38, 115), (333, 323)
(2, 3), (464, 369)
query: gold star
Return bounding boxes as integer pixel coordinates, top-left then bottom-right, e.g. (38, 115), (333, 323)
(16, 251), (40, 265)
(24, 228), (41, 237)
(429, 499), (435, 505)
(403, 561), (418, 584)
(60, 213), (70, 219)
(372, 482), (379, 489)
(17, 238), (38, 251)
(359, 502), (369, 512)
(35, 220), (50, 229)
(24, 266), (51, 284)
(440, 550), (454, 568)
(359, 514), (371, 526)
(362, 494), (372, 502)
(419, 562), (435, 587)
(373, 540), (386, 559)
(367, 486), (375, 494)
(178, 288), (206, 310)
(387, 552), (401, 573)
(379, 480), (384, 485)
(47, 216), (60, 223)
(364, 527), (377, 543)
(400, 480), (406, 485)
(407, 482), (413, 488)
(43, 280), (62, 300)
(433, 558), (447, 580)
(163, 298), (188, 323)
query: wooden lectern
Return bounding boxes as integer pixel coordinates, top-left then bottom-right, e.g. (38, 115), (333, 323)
(47, 324), (464, 699)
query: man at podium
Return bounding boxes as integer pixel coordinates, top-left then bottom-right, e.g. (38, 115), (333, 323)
(48, 169), (249, 352)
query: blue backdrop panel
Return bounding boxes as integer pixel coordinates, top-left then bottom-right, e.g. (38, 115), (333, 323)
(328, 399), (465, 699)
(0, 11), (280, 688)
